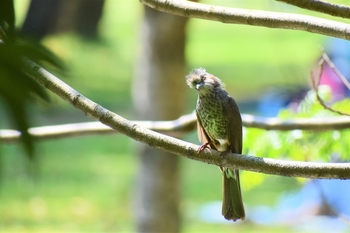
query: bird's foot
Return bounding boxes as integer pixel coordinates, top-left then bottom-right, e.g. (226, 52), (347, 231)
(197, 142), (210, 153)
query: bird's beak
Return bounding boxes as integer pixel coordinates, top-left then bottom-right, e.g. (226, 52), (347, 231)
(195, 83), (202, 90)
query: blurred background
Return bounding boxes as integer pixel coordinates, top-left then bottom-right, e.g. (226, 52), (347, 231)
(0, 0), (349, 232)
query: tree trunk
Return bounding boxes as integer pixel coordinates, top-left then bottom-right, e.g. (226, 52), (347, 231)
(75, 0), (104, 38)
(21, 0), (61, 40)
(21, 0), (104, 40)
(132, 6), (189, 233)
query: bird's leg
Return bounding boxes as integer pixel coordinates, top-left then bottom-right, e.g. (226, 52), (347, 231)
(197, 142), (211, 153)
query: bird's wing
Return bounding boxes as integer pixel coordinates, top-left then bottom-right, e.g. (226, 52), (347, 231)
(196, 111), (212, 146)
(222, 97), (245, 221)
(224, 96), (242, 154)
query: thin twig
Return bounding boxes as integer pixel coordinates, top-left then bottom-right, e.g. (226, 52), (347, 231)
(322, 52), (350, 90)
(276, 0), (350, 20)
(311, 56), (350, 116)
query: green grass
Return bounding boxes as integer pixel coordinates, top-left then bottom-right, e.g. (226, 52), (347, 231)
(0, 135), (137, 232)
(0, 0), (334, 232)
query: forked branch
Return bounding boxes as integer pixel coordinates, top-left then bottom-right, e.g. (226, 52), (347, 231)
(311, 53), (350, 117)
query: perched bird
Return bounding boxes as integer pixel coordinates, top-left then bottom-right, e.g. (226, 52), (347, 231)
(186, 68), (245, 221)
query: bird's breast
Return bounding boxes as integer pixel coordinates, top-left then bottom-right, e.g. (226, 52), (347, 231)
(196, 95), (228, 141)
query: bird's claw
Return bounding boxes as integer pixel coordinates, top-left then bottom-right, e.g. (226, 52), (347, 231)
(197, 142), (210, 153)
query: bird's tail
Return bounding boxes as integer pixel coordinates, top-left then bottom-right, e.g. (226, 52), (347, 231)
(222, 168), (245, 221)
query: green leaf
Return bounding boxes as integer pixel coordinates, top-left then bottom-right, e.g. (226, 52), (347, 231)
(246, 87), (350, 163)
(0, 21), (66, 159)
(331, 98), (350, 115)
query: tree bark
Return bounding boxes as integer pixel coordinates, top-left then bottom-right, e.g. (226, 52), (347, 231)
(132, 6), (188, 233)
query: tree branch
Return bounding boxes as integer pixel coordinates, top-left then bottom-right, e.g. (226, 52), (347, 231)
(0, 113), (197, 142)
(1, 112), (350, 142)
(242, 114), (350, 130)
(276, 0), (350, 20)
(20, 58), (350, 179)
(140, 0), (350, 40)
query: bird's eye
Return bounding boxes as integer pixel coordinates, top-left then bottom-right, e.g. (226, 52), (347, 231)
(194, 79), (201, 85)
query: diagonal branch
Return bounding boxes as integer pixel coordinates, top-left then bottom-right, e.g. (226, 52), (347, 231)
(276, 0), (350, 20)
(21, 58), (350, 179)
(321, 52), (350, 90)
(140, 0), (350, 40)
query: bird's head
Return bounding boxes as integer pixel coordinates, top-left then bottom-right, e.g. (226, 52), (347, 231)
(186, 68), (224, 95)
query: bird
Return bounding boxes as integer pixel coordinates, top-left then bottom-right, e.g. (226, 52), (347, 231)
(185, 68), (245, 221)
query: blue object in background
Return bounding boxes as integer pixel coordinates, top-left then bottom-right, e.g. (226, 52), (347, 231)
(249, 179), (350, 232)
(199, 179), (349, 232)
